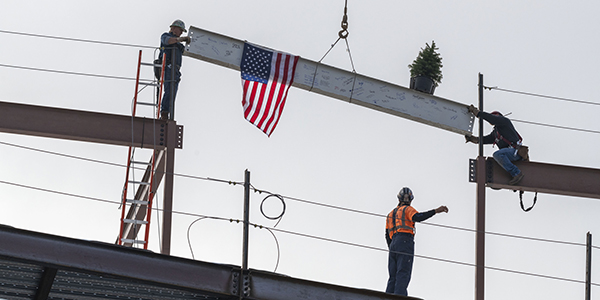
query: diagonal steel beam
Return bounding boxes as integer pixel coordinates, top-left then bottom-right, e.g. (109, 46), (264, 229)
(0, 101), (182, 149)
(184, 26), (474, 135)
(469, 158), (600, 199)
(120, 150), (166, 246)
(33, 267), (57, 300)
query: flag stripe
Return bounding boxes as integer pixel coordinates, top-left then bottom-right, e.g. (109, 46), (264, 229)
(263, 54), (291, 134)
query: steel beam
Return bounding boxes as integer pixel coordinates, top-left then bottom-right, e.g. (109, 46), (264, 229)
(0, 225), (233, 297)
(469, 158), (600, 199)
(0, 225), (420, 300)
(184, 26), (474, 135)
(249, 269), (421, 300)
(33, 267), (57, 300)
(0, 101), (182, 149)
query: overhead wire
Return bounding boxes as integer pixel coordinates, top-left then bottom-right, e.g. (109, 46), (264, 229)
(1, 27), (597, 264)
(3, 30), (599, 136)
(0, 137), (591, 249)
(483, 85), (600, 134)
(0, 63), (138, 82)
(0, 140), (244, 186)
(252, 185), (589, 248)
(257, 224), (600, 287)
(0, 29), (155, 49)
(1, 177), (597, 286)
(484, 86), (600, 107)
(510, 118), (600, 134)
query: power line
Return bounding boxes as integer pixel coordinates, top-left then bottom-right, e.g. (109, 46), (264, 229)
(485, 86), (600, 107)
(0, 140), (592, 248)
(0, 63), (138, 81)
(0, 29), (155, 49)
(1, 178), (598, 287)
(511, 118), (600, 134)
(254, 188), (589, 248)
(261, 224), (600, 287)
(0, 140), (244, 186)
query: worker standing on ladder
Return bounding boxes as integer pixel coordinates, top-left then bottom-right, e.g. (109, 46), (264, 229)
(159, 19), (190, 120)
(465, 105), (527, 185)
(385, 187), (448, 296)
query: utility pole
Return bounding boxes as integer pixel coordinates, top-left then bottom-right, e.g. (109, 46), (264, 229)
(585, 232), (592, 300)
(476, 73), (486, 300)
(240, 169), (251, 299)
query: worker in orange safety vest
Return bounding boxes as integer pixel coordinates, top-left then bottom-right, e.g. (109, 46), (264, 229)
(385, 187), (448, 296)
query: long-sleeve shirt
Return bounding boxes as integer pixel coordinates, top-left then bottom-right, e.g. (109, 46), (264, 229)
(385, 208), (436, 246)
(478, 111), (521, 149)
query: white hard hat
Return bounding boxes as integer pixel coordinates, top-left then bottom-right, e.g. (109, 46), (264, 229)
(170, 19), (187, 32)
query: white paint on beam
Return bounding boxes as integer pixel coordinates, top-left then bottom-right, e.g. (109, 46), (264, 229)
(184, 26), (474, 135)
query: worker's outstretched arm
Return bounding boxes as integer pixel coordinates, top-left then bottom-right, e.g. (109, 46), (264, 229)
(412, 206), (448, 222)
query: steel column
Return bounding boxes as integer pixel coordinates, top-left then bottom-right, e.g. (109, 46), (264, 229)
(242, 170), (250, 271)
(476, 73), (486, 300)
(160, 123), (179, 255)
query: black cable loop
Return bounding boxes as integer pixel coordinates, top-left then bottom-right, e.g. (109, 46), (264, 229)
(519, 190), (538, 212)
(260, 193), (286, 227)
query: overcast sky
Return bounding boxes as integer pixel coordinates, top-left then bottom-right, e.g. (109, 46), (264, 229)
(1, 1), (599, 299)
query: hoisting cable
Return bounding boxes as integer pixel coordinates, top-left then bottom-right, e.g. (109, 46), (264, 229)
(519, 190), (538, 212)
(310, 0), (358, 103)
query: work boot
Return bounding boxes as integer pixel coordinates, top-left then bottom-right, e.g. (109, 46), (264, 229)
(508, 172), (524, 185)
(160, 111), (169, 120)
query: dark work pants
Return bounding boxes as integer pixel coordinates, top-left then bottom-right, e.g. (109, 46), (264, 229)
(385, 233), (414, 296)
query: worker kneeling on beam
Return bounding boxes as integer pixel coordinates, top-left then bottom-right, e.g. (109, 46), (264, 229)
(385, 187), (448, 296)
(465, 105), (528, 185)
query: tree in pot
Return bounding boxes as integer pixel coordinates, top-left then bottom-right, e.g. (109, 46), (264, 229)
(408, 41), (443, 94)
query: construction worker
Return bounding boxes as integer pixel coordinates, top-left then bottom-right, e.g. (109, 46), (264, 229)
(465, 105), (526, 185)
(159, 19), (191, 120)
(385, 187), (448, 296)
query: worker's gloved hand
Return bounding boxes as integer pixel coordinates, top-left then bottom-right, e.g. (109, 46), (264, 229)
(435, 206), (449, 214)
(464, 135), (479, 144)
(178, 36), (191, 43)
(468, 104), (480, 116)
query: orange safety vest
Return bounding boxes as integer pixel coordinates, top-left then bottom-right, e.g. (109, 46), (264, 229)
(386, 205), (418, 238)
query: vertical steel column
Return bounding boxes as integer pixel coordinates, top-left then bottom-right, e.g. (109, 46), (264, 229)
(476, 73), (486, 300)
(161, 123), (177, 255)
(242, 170), (251, 271)
(586, 232), (592, 300)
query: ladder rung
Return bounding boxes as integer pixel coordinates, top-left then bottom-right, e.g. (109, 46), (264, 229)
(126, 199), (149, 205)
(129, 181), (150, 186)
(139, 82), (159, 88)
(131, 160), (152, 166)
(136, 101), (157, 106)
(140, 62), (156, 67)
(121, 238), (147, 244)
(123, 219), (148, 225)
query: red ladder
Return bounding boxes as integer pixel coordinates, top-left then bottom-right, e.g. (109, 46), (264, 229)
(117, 50), (166, 249)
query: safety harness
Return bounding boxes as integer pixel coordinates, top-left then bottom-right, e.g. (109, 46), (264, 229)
(494, 130), (523, 149)
(389, 205), (414, 237)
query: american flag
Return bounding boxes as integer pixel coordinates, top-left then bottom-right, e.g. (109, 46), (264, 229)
(240, 43), (299, 136)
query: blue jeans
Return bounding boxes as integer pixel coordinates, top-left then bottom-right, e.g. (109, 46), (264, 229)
(161, 66), (181, 114)
(493, 147), (522, 177)
(386, 233), (414, 296)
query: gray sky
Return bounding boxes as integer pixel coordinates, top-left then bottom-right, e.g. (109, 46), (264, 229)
(1, 1), (599, 299)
